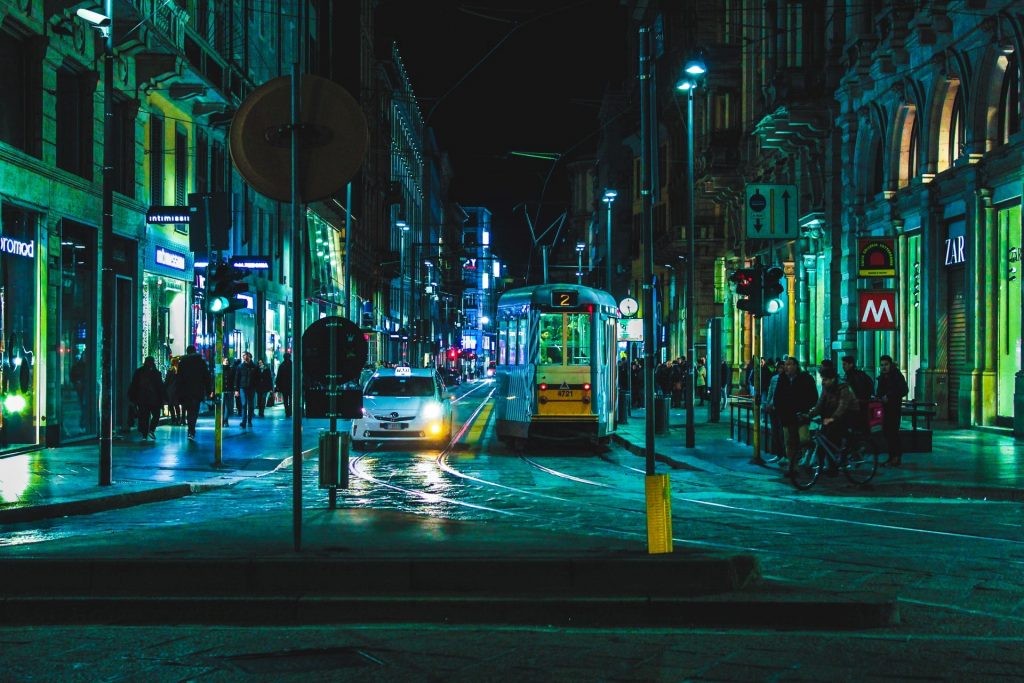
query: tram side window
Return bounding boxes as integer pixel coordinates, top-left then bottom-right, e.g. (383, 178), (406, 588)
(517, 316), (526, 364)
(565, 313), (591, 366)
(498, 320), (508, 365)
(539, 313), (564, 364)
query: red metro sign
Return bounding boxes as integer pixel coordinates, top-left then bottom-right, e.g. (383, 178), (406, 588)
(859, 290), (897, 330)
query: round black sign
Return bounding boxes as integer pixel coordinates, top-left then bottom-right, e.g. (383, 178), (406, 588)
(748, 190), (767, 212)
(302, 316), (368, 386)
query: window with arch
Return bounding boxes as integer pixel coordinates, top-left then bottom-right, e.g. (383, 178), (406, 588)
(947, 89), (965, 165)
(898, 107), (919, 188)
(998, 53), (1021, 146)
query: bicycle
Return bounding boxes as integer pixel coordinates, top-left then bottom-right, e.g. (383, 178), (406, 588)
(788, 414), (879, 490)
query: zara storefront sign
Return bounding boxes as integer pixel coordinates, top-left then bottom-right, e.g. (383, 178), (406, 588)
(0, 236), (35, 258)
(155, 246), (187, 271)
(944, 235), (966, 266)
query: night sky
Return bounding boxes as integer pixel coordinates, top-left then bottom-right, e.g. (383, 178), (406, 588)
(375, 0), (628, 274)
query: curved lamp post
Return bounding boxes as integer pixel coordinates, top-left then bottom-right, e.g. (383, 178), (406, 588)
(676, 56), (706, 449)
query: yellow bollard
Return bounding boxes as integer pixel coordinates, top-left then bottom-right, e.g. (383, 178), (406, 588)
(644, 473), (673, 554)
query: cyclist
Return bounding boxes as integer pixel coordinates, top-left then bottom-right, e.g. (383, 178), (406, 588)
(806, 367), (860, 467)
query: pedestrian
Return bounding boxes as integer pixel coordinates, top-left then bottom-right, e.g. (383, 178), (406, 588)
(221, 356), (236, 426)
(235, 351), (257, 429)
(743, 357), (757, 396)
(759, 357), (774, 402)
(841, 355), (874, 431)
(669, 359), (685, 408)
(807, 367), (858, 452)
(164, 357), (182, 425)
(127, 356), (165, 441)
(771, 356), (818, 464)
(255, 358), (274, 417)
(695, 356), (708, 406)
(631, 359), (644, 407)
(275, 352), (293, 418)
(176, 345), (213, 440)
(876, 354), (909, 466)
(763, 358), (785, 456)
(232, 358), (243, 414)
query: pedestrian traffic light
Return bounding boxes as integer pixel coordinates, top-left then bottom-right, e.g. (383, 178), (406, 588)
(730, 265), (762, 316)
(762, 266), (785, 316)
(206, 263), (249, 315)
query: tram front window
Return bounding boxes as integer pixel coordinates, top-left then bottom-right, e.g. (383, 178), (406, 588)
(539, 313), (590, 365)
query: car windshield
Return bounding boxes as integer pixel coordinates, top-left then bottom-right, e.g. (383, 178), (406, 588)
(365, 376), (435, 397)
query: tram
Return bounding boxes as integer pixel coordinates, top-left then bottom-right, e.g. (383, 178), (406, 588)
(493, 283), (619, 446)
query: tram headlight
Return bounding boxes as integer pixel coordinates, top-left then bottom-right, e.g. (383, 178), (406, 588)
(422, 401), (443, 419)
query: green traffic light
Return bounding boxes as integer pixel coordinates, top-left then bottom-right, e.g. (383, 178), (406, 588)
(208, 296), (230, 314)
(4, 394), (27, 413)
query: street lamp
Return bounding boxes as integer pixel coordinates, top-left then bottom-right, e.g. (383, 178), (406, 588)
(397, 218), (409, 362)
(78, 1), (114, 485)
(575, 241), (585, 285)
(675, 56), (706, 449)
(603, 189), (618, 293)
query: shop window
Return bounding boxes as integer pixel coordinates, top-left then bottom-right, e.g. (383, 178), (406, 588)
(56, 65), (94, 179)
(0, 204), (40, 451)
(59, 221), (97, 440)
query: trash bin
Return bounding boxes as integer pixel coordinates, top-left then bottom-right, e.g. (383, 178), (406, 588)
(654, 397), (670, 434)
(617, 390), (630, 425)
(318, 430), (349, 489)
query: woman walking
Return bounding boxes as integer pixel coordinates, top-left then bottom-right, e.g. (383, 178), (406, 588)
(255, 358), (274, 418)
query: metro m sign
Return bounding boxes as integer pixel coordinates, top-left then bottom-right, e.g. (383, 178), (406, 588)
(859, 290), (897, 330)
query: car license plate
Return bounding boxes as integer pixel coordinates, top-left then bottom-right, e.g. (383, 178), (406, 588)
(380, 422), (407, 430)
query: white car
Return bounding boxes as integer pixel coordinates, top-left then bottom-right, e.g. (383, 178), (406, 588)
(352, 366), (454, 449)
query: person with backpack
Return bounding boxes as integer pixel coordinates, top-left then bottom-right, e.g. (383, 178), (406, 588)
(128, 356), (165, 441)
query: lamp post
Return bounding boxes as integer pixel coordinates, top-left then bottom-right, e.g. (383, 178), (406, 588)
(78, 2), (114, 485)
(575, 241), (585, 285)
(397, 218), (409, 362)
(603, 189), (617, 293)
(676, 56), (706, 450)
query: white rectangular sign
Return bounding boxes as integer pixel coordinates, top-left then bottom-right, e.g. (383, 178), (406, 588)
(745, 184), (799, 239)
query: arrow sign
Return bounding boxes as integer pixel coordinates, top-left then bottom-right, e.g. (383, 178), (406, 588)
(745, 184), (799, 239)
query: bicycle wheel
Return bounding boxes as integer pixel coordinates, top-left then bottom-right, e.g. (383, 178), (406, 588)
(788, 441), (821, 490)
(843, 434), (879, 485)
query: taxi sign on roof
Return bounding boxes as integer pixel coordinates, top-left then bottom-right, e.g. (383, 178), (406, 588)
(395, 366), (412, 376)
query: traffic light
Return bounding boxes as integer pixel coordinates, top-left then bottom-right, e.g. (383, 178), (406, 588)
(447, 348), (459, 361)
(730, 265), (762, 316)
(762, 266), (785, 316)
(206, 263), (249, 315)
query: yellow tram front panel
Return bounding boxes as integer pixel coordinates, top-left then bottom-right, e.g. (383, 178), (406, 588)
(534, 367), (594, 419)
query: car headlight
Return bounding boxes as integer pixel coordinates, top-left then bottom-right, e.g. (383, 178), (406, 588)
(422, 401), (443, 419)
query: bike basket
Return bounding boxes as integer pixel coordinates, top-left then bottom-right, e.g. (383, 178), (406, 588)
(867, 399), (884, 433)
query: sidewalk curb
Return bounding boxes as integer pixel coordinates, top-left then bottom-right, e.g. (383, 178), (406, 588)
(0, 448), (318, 525)
(613, 431), (1024, 501)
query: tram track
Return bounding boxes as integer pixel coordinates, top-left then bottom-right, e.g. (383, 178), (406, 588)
(347, 387), (1024, 614)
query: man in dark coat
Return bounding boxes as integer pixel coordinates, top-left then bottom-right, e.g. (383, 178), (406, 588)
(234, 351), (257, 429)
(275, 352), (293, 418)
(876, 354), (910, 466)
(176, 345), (212, 440)
(841, 355), (874, 430)
(772, 356), (818, 462)
(128, 356), (165, 441)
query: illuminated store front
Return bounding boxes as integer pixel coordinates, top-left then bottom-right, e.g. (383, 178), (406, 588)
(141, 242), (192, 374)
(0, 204), (41, 454)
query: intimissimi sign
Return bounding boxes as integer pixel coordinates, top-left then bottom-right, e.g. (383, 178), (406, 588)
(0, 236), (35, 258)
